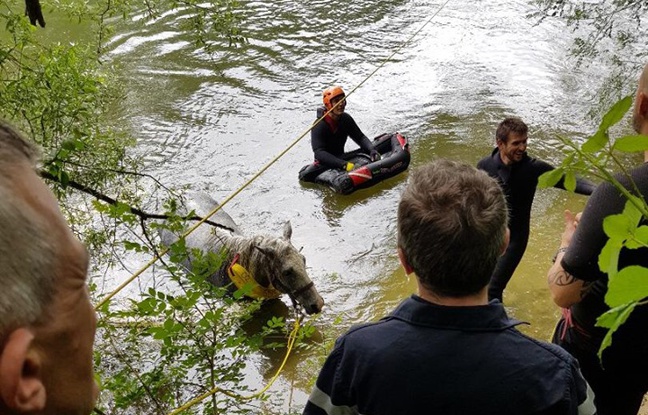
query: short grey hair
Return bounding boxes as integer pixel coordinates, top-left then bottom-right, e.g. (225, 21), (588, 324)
(397, 159), (508, 297)
(0, 120), (56, 338)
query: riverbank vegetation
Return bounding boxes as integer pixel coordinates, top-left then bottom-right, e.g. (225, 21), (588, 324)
(1, 1), (316, 413)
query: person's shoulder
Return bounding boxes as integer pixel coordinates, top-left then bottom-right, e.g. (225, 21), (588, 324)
(621, 162), (648, 187)
(477, 149), (497, 168)
(506, 328), (575, 365)
(339, 112), (355, 122)
(336, 317), (398, 347)
(525, 154), (553, 169)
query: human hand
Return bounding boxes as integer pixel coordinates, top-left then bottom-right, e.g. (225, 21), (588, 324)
(370, 149), (381, 162)
(560, 210), (581, 247)
(345, 162), (355, 172)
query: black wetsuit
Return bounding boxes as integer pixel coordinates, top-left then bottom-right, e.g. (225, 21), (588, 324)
(477, 149), (595, 301)
(310, 107), (374, 169)
(554, 162), (648, 415)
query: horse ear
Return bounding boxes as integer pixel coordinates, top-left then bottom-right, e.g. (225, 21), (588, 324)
(282, 221), (292, 241)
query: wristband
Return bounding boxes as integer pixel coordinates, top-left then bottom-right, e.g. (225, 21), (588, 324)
(552, 247), (569, 264)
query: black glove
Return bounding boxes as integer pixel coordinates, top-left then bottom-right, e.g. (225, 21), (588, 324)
(370, 149), (380, 162)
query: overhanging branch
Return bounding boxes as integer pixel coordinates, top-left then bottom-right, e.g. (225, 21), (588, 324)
(39, 170), (234, 232)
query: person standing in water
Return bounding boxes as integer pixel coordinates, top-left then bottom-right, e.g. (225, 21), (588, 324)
(477, 117), (595, 302)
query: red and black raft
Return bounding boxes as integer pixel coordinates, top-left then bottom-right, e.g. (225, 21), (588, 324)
(298, 132), (410, 195)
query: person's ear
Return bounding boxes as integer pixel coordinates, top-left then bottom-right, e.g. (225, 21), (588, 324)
(0, 328), (46, 412)
(639, 91), (648, 119)
(398, 248), (414, 275)
(500, 228), (510, 256)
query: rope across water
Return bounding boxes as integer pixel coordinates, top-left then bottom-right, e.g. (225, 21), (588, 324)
(94, 1), (452, 412)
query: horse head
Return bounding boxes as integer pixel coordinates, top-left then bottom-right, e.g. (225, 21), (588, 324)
(243, 222), (324, 315)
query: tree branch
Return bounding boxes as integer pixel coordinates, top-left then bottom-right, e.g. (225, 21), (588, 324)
(39, 170), (234, 232)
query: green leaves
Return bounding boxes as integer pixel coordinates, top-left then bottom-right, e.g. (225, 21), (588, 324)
(600, 95), (633, 132)
(582, 95), (632, 153)
(596, 302), (636, 359)
(539, 167), (565, 188)
(613, 135), (648, 152)
(599, 200), (644, 277)
(606, 266), (648, 306)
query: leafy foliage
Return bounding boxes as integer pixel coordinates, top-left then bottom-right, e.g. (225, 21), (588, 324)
(532, 0), (647, 63)
(539, 95), (648, 359)
(1, 1), (315, 414)
(531, 1), (647, 117)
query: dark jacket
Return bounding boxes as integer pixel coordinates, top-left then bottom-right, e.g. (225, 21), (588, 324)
(304, 295), (595, 415)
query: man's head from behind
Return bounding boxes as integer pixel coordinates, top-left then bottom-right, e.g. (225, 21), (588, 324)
(397, 159), (508, 297)
(0, 121), (98, 415)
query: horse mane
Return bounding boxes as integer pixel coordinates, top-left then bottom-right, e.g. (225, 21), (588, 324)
(223, 234), (283, 288)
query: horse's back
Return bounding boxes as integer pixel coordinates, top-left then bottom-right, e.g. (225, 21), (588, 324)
(158, 192), (240, 254)
(186, 192), (241, 234)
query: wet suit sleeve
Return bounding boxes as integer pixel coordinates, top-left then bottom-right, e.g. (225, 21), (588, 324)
(311, 121), (348, 170)
(561, 180), (627, 282)
(535, 159), (596, 195)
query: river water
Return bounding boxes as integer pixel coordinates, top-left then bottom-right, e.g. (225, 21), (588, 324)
(46, 0), (634, 412)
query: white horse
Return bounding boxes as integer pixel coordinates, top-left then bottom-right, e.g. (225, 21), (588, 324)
(159, 193), (324, 315)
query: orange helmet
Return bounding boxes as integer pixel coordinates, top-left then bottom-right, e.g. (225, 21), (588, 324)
(322, 86), (345, 110)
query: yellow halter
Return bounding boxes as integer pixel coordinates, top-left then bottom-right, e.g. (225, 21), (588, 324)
(227, 255), (282, 300)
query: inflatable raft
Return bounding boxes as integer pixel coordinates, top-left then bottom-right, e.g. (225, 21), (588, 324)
(299, 132), (410, 195)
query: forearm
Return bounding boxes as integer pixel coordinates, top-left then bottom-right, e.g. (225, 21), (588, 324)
(547, 248), (584, 308)
(554, 177), (596, 195)
(357, 135), (374, 154)
(574, 178), (596, 196)
(314, 149), (347, 169)
(547, 210), (591, 308)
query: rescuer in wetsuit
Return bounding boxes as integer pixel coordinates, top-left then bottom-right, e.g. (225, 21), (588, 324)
(477, 117), (596, 302)
(311, 86), (380, 171)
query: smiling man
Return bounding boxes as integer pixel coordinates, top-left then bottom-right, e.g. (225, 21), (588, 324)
(310, 85), (379, 172)
(0, 120), (99, 415)
(477, 117), (596, 302)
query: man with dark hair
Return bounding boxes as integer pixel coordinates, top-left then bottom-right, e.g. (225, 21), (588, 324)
(303, 159), (596, 415)
(548, 63), (648, 415)
(0, 120), (98, 415)
(478, 117), (595, 302)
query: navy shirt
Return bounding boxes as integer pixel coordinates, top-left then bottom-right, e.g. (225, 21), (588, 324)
(304, 295), (595, 415)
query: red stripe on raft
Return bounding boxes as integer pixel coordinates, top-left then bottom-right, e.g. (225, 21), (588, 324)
(349, 166), (372, 185)
(397, 133), (407, 149)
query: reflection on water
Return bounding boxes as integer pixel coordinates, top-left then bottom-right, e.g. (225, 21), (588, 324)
(43, 0), (627, 411)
